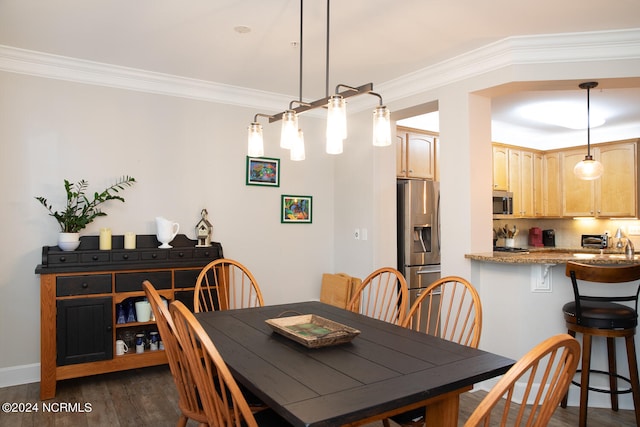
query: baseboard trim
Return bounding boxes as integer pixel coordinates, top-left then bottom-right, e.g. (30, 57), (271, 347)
(0, 363), (40, 388)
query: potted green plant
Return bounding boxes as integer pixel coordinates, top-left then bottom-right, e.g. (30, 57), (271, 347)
(35, 175), (136, 251)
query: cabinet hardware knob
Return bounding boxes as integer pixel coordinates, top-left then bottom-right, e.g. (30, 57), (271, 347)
(106, 326), (112, 331)
(60, 256), (66, 262)
(178, 252), (184, 257)
(122, 254), (129, 260)
(82, 283), (88, 288)
(151, 253), (157, 259)
(92, 255), (98, 261)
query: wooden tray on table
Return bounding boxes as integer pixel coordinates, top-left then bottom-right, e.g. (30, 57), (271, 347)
(265, 314), (360, 348)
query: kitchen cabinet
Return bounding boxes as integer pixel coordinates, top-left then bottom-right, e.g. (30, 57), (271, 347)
(542, 151), (562, 217)
(396, 127), (436, 179)
(562, 141), (638, 217)
(36, 234), (223, 399)
(533, 153), (544, 216)
(508, 149), (535, 217)
(492, 145), (509, 191)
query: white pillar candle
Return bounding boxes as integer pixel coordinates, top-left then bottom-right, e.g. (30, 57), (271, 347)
(99, 228), (112, 250)
(124, 232), (136, 249)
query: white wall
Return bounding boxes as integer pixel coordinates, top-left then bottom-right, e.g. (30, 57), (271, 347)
(0, 71), (344, 380)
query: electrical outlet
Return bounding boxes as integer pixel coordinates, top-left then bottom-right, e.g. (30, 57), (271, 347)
(361, 228), (368, 241)
(354, 228), (360, 240)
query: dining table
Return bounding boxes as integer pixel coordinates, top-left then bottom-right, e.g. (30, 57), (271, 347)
(194, 301), (514, 427)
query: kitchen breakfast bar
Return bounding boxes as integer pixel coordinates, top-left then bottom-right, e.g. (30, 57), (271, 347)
(465, 248), (640, 411)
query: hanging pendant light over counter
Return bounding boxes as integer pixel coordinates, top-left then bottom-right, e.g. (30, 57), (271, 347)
(573, 81), (604, 180)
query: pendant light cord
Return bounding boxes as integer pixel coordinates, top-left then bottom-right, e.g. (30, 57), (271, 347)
(299, 0), (303, 103)
(586, 84), (591, 157)
(325, 0), (330, 98)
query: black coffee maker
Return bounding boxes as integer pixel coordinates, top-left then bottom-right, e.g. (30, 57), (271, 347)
(543, 229), (555, 247)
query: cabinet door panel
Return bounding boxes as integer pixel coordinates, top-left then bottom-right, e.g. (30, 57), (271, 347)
(563, 149), (595, 216)
(543, 152), (562, 216)
(407, 133), (435, 179)
(396, 134), (407, 177)
(492, 146), (508, 191)
(57, 297), (112, 365)
(598, 143), (637, 217)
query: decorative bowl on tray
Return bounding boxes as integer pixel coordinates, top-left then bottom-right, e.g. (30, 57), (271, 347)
(265, 314), (360, 348)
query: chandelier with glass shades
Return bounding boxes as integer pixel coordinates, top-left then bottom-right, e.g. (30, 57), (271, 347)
(247, 0), (391, 161)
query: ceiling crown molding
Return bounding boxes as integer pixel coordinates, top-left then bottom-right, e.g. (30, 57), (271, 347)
(0, 44), (291, 110)
(377, 28), (640, 104)
(1, 28), (639, 112)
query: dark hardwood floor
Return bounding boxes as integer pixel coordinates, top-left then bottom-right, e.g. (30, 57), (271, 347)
(0, 365), (635, 426)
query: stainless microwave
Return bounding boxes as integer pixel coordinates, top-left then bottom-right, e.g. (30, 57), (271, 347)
(493, 191), (513, 215)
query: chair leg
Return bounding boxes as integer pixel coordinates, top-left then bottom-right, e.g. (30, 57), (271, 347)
(606, 337), (619, 411)
(578, 333), (592, 427)
(624, 335), (640, 427)
(382, 418), (391, 427)
(561, 329), (577, 409)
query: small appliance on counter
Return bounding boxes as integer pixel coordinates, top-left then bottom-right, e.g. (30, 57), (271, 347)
(542, 229), (555, 247)
(528, 227), (544, 247)
(581, 234), (608, 249)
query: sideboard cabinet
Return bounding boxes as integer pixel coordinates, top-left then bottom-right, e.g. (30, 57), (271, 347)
(35, 234), (223, 400)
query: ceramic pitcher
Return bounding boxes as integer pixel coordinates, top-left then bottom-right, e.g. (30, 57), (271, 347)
(156, 217), (179, 248)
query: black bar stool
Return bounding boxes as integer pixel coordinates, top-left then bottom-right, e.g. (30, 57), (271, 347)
(561, 261), (640, 427)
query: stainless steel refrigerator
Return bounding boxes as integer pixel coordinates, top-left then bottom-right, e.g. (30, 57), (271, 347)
(397, 179), (441, 327)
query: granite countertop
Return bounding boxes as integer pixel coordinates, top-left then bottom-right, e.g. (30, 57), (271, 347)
(465, 247), (640, 264)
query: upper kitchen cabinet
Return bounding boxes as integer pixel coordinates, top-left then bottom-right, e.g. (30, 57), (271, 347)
(492, 145), (509, 191)
(563, 140), (638, 217)
(508, 148), (535, 217)
(542, 152), (562, 217)
(493, 144), (539, 217)
(396, 127), (436, 179)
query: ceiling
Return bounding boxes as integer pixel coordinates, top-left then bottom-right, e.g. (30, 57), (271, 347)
(1, 0), (639, 149)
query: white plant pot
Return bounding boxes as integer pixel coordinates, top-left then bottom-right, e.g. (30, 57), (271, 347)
(58, 232), (80, 251)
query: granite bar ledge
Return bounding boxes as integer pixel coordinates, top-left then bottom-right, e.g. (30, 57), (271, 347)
(465, 247), (640, 265)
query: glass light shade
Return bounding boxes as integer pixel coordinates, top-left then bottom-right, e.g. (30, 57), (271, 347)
(326, 134), (344, 155)
(573, 156), (604, 180)
(326, 95), (347, 140)
(290, 129), (305, 161)
(372, 105), (391, 147)
(247, 122), (264, 157)
(280, 110), (298, 149)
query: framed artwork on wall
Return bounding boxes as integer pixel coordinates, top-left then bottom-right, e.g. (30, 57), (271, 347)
(281, 195), (312, 223)
(246, 156), (280, 187)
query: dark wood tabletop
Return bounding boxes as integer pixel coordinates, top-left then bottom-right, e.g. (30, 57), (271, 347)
(195, 301), (514, 427)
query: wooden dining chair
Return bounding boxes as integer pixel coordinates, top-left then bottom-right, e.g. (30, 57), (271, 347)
(169, 300), (292, 426)
(464, 334), (580, 427)
(346, 267), (409, 325)
(142, 280), (206, 427)
(404, 276), (482, 348)
(193, 258), (265, 312)
(383, 276), (483, 427)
